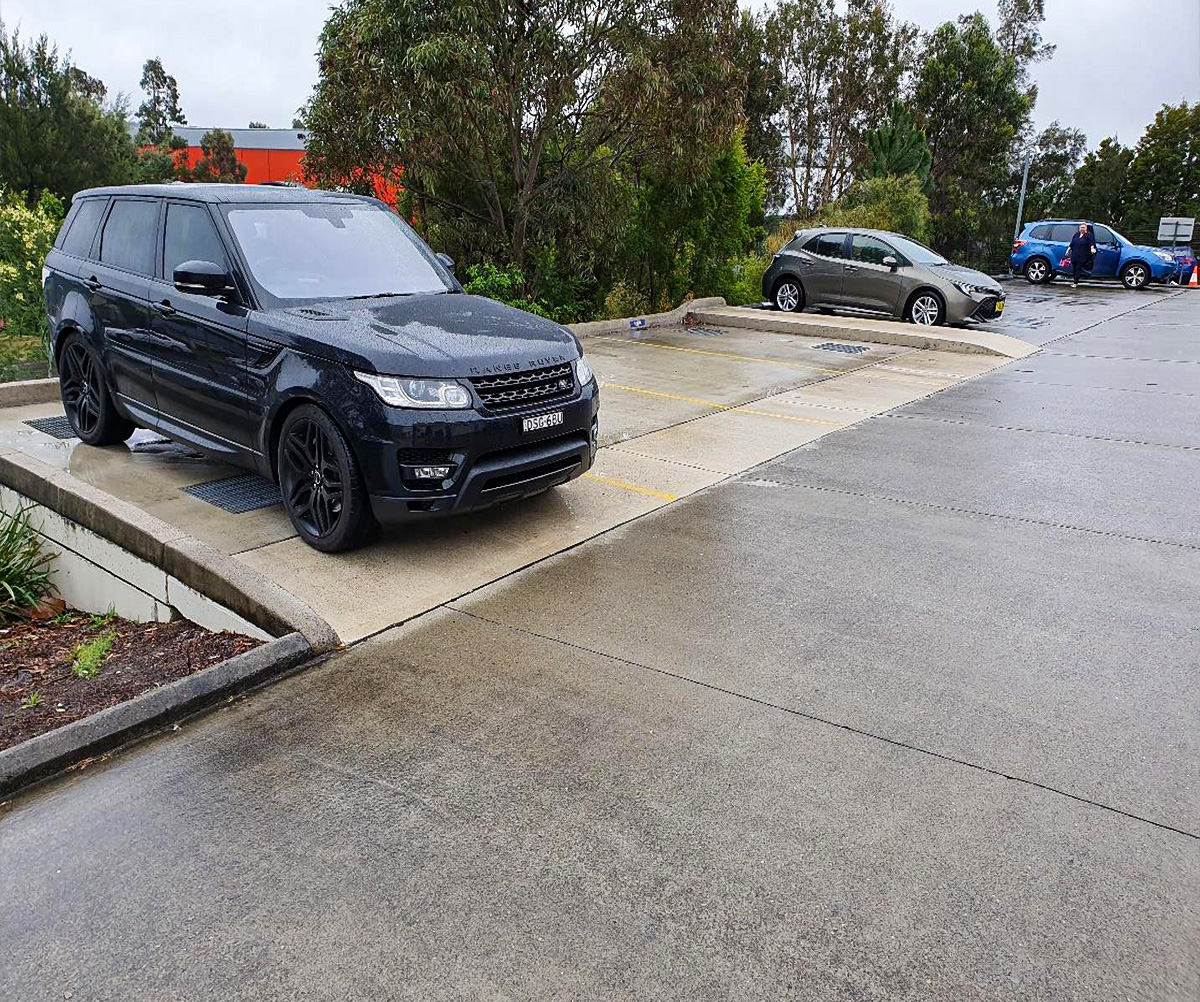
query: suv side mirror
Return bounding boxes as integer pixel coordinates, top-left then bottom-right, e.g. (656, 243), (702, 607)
(174, 260), (230, 296)
(882, 255), (899, 270)
(436, 252), (456, 275)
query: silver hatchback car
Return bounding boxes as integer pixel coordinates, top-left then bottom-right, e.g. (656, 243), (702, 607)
(762, 227), (1005, 326)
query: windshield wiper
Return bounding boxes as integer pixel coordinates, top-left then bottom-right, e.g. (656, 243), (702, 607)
(344, 291), (415, 301)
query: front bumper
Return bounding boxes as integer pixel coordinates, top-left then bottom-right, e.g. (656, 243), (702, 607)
(945, 289), (1006, 324)
(355, 380), (600, 525)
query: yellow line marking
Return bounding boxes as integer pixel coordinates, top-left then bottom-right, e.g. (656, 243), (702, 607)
(582, 471), (679, 501)
(601, 382), (841, 426)
(596, 336), (844, 375)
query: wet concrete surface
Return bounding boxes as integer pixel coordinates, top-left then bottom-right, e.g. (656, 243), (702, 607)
(2, 286), (1198, 999)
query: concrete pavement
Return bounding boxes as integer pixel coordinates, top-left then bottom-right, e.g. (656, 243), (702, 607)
(1, 285), (1197, 1000)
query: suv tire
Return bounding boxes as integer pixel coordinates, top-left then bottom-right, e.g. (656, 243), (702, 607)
(277, 404), (375, 553)
(1120, 261), (1150, 290)
(57, 333), (135, 446)
(1023, 257), (1052, 284)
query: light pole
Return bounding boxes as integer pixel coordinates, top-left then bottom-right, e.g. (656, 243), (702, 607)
(1013, 151), (1032, 243)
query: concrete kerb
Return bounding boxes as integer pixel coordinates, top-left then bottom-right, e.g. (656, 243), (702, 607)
(0, 448), (339, 652)
(0, 631), (312, 798)
(691, 305), (1039, 359)
(0, 377), (60, 408)
(569, 297), (728, 339)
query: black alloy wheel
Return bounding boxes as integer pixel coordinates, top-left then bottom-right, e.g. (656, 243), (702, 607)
(277, 404), (373, 552)
(58, 335), (134, 446)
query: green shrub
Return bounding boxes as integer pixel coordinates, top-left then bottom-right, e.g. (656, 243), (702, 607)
(602, 280), (650, 320)
(462, 262), (553, 320)
(0, 189), (63, 370)
(818, 174), (930, 243)
(0, 505), (54, 622)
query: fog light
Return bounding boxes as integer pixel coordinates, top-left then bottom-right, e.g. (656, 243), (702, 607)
(413, 465), (452, 479)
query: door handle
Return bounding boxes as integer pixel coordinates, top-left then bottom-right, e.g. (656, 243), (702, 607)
(84, 276), (102, 292)
(152, 299), (177, 317)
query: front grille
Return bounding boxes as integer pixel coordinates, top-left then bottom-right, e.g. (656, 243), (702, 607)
(397, 448), (454, 464)
(469, 363), (574, 410)
(973, 297), (1003, 320)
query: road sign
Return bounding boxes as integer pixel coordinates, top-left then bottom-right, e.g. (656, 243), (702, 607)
(1158, 217), (1194, 242)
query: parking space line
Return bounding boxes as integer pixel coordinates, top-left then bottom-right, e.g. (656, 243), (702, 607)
(594, 336), (845, 374)
(582, 471), (680, 501)
(601, 382), (842, 426)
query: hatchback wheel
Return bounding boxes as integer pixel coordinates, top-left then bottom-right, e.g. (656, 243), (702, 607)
(1023, 257), (1050, 284)
(773, 278), (803, 313)
(1120, 262), (1149, 290)
(277, 404), (374, 552)
(907, 291), (943, 326)
(57, 334), (134, 446)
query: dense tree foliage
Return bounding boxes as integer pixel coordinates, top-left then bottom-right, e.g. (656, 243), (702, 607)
(863, 103), (931, 183)
(767, 0), (914, 214)
(185, 129), (248, 184)
(0, 25), (137, 206)
(135, 57), (186, 146)
(304, 0), (755, 318)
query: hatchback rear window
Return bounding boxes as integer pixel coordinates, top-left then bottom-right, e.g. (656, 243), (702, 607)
(805, 233), (846, 259)
(1049, 223), (1078, 241)
(60, 199), (106, 258)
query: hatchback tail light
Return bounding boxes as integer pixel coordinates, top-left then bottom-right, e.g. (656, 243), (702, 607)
(1012, 239), (1026, 252)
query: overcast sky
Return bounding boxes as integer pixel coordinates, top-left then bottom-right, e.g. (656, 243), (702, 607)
(2, 0), (1197, 149)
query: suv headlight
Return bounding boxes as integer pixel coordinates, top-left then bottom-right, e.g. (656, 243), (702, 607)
(1153, 250), (1174, 262)
(575, 354), (594, 386)
(354, 371), (472, 409)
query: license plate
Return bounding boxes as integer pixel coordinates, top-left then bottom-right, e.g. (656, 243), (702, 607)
(523, 410), (564, 433)
(994, 300), (1005, 313)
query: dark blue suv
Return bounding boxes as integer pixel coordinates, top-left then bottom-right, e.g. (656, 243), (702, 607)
(1010, 220), (1177, 289)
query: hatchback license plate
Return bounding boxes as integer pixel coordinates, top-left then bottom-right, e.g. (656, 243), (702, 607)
(523, 411), (564, 433)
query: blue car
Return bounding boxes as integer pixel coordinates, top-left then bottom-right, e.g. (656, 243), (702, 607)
(1010, 219), (1178, 289)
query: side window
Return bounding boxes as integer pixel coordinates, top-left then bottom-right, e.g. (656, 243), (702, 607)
(164, 203), (230, 280)
(851, 235), (895, 266)
(60, 199), (107, 258)
(99, 199), (159, 275)
(1049, 223), (1077, 242)
(1029, 224), (1051, 240)
(805, 232), (846, 258)
(1092, 224), (1115, 245)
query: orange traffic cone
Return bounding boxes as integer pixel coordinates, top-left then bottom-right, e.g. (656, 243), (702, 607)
(1190, 266), (1198, 288)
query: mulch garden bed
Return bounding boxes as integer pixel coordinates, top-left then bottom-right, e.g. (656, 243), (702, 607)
(0, 610), (262, 751)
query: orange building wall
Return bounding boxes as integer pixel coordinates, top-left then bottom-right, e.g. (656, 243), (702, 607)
(180, 146), (307, 185)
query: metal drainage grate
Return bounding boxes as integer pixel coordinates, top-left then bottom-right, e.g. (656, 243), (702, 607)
(813, 342), (870, 355)
(683, 327), (726, 337)
(24, 414), (77, 439)
(183, 473), (282, 514)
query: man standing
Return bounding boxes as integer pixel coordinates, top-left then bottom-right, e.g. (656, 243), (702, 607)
(1067, 222), (1097, 288)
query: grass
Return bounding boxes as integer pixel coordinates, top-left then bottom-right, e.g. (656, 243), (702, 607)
(19, 691), (39, 709)
(0, 505), (55, 621)
(71, 631), (116, 679)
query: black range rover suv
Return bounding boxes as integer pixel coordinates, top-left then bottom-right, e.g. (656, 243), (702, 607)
(42, 184), (599, 551)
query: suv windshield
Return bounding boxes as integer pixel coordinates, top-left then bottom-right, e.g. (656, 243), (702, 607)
(887, 234), (948, 266)
(223, 201), (453, 303)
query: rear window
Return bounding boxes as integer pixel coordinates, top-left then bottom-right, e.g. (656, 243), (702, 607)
(60, 199), (106, 258)
(1049, 223), (1078, 241)
(1029, 224), (1052, 240)
(805, 233), (846, 259)
(99, 199), (159, 275)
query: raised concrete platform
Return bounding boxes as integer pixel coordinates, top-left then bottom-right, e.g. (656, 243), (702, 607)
(693, 305), (1039, 359)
